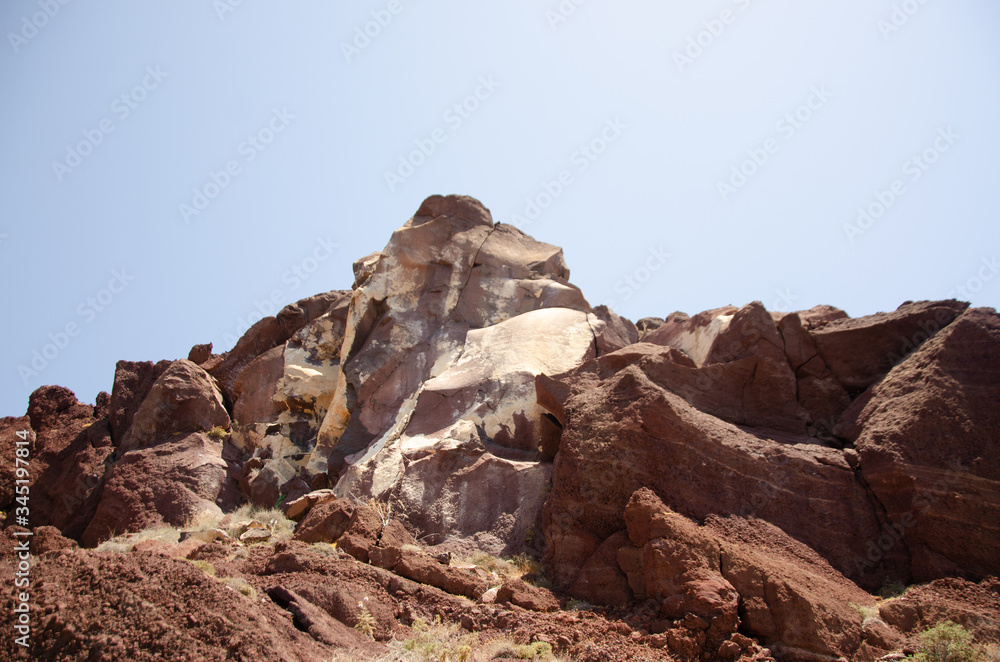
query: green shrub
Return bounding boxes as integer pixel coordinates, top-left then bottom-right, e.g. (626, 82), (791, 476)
(207, 425), (228, 440)
(915, 622), (982, 662)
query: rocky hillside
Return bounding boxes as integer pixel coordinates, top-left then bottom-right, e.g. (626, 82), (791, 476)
(2, 195), (998, 662)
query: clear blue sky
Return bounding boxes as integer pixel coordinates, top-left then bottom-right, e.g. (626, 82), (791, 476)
(2, 1), (998, 416)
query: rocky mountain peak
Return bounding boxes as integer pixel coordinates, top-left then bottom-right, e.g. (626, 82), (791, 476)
(4, 194), (998, 661)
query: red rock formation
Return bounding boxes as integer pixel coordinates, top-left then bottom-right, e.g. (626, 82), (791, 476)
(538, 348), (886, 590)
(4, 194), (997, 662)
(848, 307), (1000, 583)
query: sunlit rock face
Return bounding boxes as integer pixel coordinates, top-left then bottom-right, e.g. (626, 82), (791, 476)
(286, 194), (621, 553)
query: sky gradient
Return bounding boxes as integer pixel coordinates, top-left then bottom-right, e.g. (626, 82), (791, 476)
(2, 1), (998, 415)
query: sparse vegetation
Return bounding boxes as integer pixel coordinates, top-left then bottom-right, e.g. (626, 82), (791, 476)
(188, 559), (216, 576)
(566, 598), (592, 612)
(207, 425), (228, 440)
(310, 541), (340, 557)
(458, 550), (548, 589)
(461, 551), (518, 580)
(369, 498), (393, 527)
(355, 601), (377, 638)
(221, 576), (257, 600)
(95, 525), (181, 554)
(400, 616), (476, 661)
(215, 503), (296, 543)
(510, 553), (540, 576)
(849, 602), (879, 622)
(493, 641), (554, 660)
(387, 617), (561, 662)
(915, 622), (983, 662)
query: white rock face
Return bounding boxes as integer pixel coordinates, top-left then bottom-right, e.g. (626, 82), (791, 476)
(666, 313), (734, 366)
(332, 308), (600, 552)
(225, 195), (633, 553)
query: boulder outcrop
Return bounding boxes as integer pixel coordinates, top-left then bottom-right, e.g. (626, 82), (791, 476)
(538, 347), (887, 590)
(5, 194), (998, 662)
(847, 307), (1000, 583)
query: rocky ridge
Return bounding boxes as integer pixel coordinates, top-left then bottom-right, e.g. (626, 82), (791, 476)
(2, 195), (998, 662)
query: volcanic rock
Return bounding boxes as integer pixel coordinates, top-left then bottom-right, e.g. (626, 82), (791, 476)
(809, 299), (968, 393)
(82, 432), (236, 546)
(848, 307), (1000, 582)
(108, 359), (171, 444)
(5, 387), (112, 539)
(292, 496), (355, 543)
(118, 359), (230, 454)
(539, 347), (885, 590)
(232, 345), (285, 425)
(292, 196), (608, 554)
(644, 302), (808, 433)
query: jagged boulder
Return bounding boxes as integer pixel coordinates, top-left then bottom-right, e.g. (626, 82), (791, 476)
(80, 361), (240, 545)
(644, 302), (808, 434)
(277, 195), (617, 554)
(82, 431), (237, 546)
(3, 387), (113, 540)
(209, 291), (346, 403)
(118, 360), (230, 454)
(846, 307), (1000, 582)
(108, 360), (171, 444)
(612, 488), (877, 660)
(538, 345), (887, 590)
(233, 345), (285, 425)
(809, 299), (968, 393)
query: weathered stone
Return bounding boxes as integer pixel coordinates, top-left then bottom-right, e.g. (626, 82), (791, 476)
(851, 307), (1000, 582)
(540, 348), (883, 590)
(292, 497), (355, 544)
(809, 300), (968, 392)
(496, 577), (560, 612)
(83, 432), (236, 546)
(119, 360), (230, 454)
(108, 360), (171, 444)
(233, 345), (285, 425)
